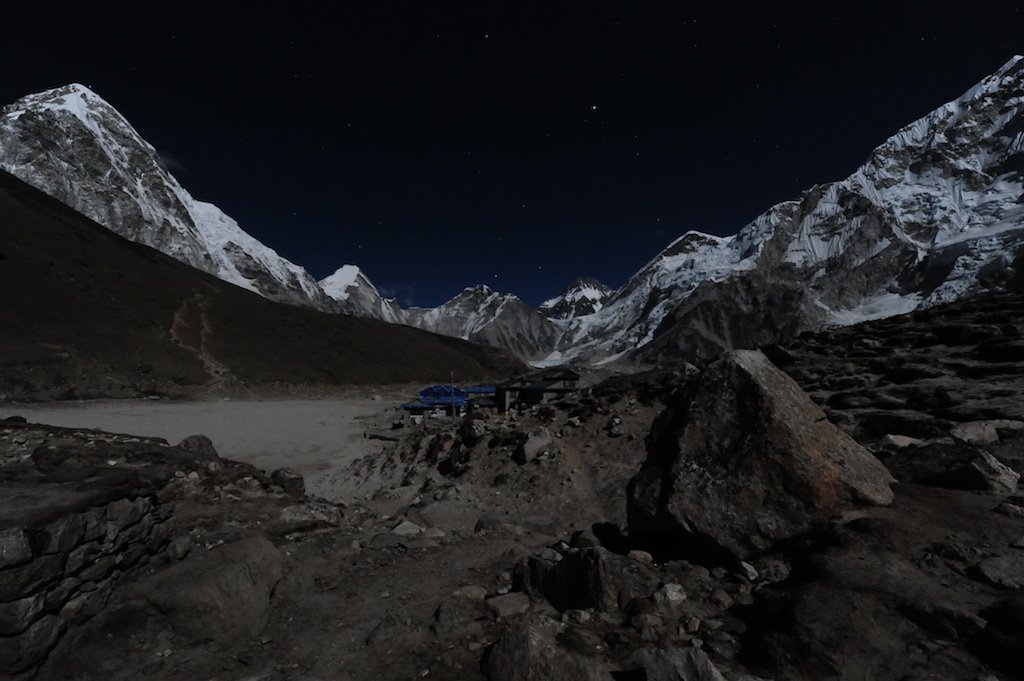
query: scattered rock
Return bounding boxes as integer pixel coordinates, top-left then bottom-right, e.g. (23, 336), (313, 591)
(880, 434), (924, 448)
(485, 616), (608, 681)
(951, 420), (1024, 444)
(625, 646), (728, 681)
(0, 528), (32, 568)
(461, 417), (489, 445)
(890, 444), (1020, 494)
(651, 583), (687, 608)
(972, 556), (1024, 589)
(994, 502), (1024, 519)
(451, 584), (487, 600)
(392, 520), (423, 537)
(486, 592), (531, 619)
(739, 561), (759, 582)
(167, 535), (191, 561)
(270, 467), (306, 496)
(514, 427), (552, 465)
(176, 434), (219, 459)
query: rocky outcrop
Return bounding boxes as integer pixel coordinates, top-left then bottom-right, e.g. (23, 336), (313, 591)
(122, 534), (283, 645)
(628, 350), (895, 561)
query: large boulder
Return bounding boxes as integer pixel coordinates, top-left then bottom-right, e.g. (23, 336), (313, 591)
(628, 350), (894, 560)
(123, 534), (283, 645)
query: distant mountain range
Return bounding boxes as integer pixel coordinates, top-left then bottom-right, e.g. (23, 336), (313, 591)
(3, 56), (1022, 367)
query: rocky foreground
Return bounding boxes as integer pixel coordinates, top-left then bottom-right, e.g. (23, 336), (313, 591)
(2, 290), (1023, 680)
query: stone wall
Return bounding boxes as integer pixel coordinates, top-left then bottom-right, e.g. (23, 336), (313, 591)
(0, 488), (172, 676)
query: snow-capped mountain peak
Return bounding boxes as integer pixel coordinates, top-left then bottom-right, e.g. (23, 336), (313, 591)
(540, 277), (613, 320)
(318, 265), (403, 322)
(0, 83), (330, 308)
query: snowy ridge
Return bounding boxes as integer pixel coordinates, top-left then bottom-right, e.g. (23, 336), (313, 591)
(543, 56), (1024, 365)
(319, 265), (403, 322)
(539, 277), (613, 320)
(0, 83), (329, 308)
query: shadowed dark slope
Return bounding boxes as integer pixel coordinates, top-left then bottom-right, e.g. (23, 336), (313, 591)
(0, 170), (521, 400)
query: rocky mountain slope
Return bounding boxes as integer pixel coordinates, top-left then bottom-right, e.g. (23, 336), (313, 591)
(0, 83), (331, 309)
(0, 170), (520, 401)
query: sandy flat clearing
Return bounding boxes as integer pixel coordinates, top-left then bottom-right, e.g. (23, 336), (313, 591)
(2, 398), (406, 501)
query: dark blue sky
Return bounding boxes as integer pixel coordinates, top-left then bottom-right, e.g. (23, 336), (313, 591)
(3, 3), (1022, 306)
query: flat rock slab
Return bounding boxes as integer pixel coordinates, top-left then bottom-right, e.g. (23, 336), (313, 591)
(486, 592), (531, 619)
(973, 555), (1024, 589)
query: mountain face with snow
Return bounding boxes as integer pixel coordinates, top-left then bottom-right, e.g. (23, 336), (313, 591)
(6, 56), (1023, 369)
(0, 83), (331, 309)
(539, 55), (1024, 367)
(319, 265), (403, 322)
(404, 286), (562, 361)
(539, 278), (613, 320)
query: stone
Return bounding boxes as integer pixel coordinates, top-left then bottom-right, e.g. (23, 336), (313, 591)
(485, 616), (608, 681)
(973, 556), (1024, 589)
(899, 599), (986, 641)
(951, 420), (1024, 445)
(0, 614), (63, 674)
(486, 592), (531, 619)
(570, 529), (601, 549)
(538, 547), (563, 562)
(273, 501), (342, 534)
(176, 434), (219, 459)
(422, 527), (446, 539)
(126, 535), (284, 645)
(995, 502), (1024, 519)
(432, 596), (488, 638)
(106, 497), (151, 533)
(652, 583), (687, 608)
(33, 513), (86, 554)
(460, 418), (489, 445)
(0, 553), (65, 601)
(450, 584), (487, 600)
(627, 550), (654, 564)
(0, 592), (45, 636)
(880, 434), (924, 448)
(891, 444), (1021, 494)
(43, 577), (82, 611)
(60, 581), (112, 625)
(739, 561), (759, 581)
(65, 540), (104, 575)
(628, 350), (895, 560)
(270, 467), (306, 497)
(625, 646), (728, 681)
(77, 554), (119, 582)
(523, 547), (660, 613)
(167, 535), (191, 561)
(0, 528), (32, 568)
(391, 520), (423, 537)
(514, 427), (553, 465)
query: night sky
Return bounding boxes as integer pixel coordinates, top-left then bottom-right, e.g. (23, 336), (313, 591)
(3, 4), (1022, 307)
